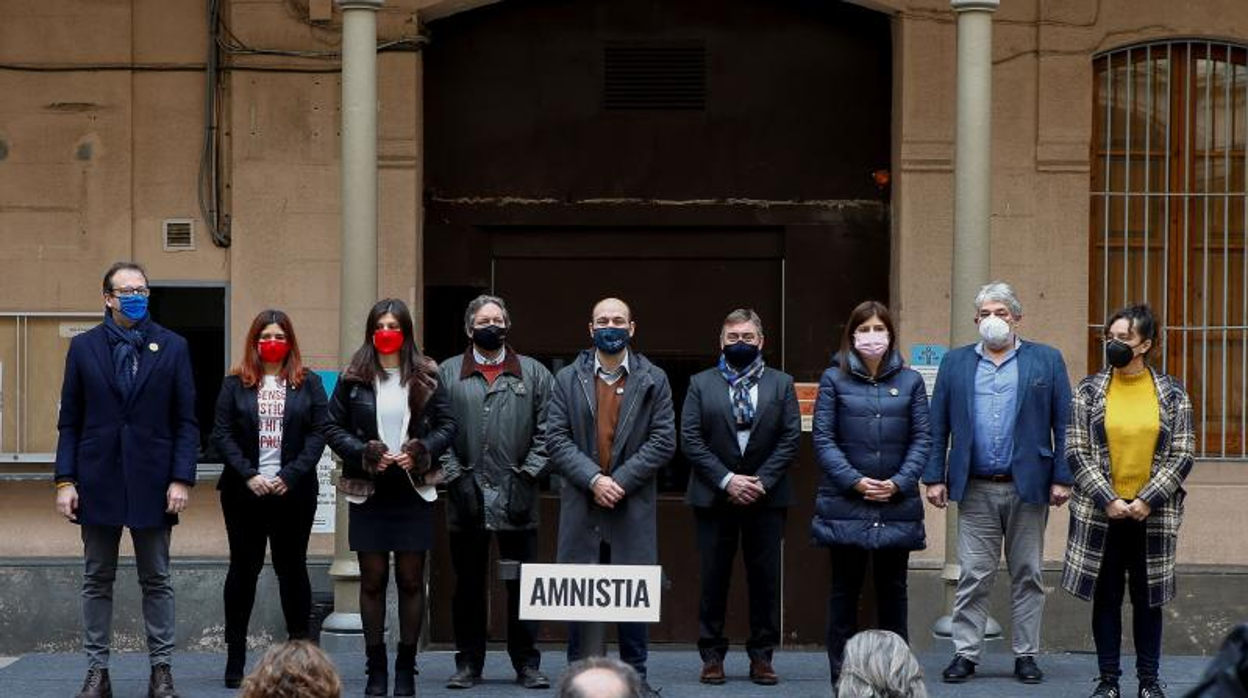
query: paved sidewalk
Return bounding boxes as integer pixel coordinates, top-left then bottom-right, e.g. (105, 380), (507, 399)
(0, 648), (1210, 697)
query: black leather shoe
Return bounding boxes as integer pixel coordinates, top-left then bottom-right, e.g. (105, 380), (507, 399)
(1015, 656), (1044, 684)
(517, 666), (551, 689)
(941, 655), (976, 683)
(446, 665), (481, 689)
(1090, 675), (1121, 698)
(148, 664), (178, 698)
(1138, 679), (1167, 698)
(76, 667), (112, 698)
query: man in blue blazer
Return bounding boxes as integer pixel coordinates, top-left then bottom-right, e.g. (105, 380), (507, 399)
(54, 262), (199, 698)
(921, 282), (1072, 686)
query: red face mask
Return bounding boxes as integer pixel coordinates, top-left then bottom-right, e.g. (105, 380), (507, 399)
(372, 329), (404, 355)
(257, 339), (290, 364)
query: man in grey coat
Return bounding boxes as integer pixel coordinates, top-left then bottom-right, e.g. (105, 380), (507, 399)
(546, 297), (676, 690)
(440, 295), (554, 690)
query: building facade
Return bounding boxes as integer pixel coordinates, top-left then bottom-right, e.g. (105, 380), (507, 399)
(1, 0), (1245, 653)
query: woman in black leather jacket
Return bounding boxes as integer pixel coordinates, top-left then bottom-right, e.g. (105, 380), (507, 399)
(811, 300), (931, 686)
(323, 298), (455, 697)
(211, 309), (327, 688)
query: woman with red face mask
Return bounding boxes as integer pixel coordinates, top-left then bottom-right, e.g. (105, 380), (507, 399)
(323, 298), (456, 697)
(210, 309), (329, 688)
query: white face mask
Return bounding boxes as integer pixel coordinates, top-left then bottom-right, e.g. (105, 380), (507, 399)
(854, 331), (890, 359)
(978, 315), (1013, 350)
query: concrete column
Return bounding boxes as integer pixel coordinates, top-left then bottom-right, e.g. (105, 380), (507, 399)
(322, 0), (384, 651)
(934, 0), (1002, 640)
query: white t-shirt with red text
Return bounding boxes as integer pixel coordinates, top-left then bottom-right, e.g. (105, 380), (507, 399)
(257, 375), (286, 478)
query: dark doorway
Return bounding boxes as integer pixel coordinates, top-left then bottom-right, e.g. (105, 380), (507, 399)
(423, 0), (893, 647)
(148, 285), (227, 460)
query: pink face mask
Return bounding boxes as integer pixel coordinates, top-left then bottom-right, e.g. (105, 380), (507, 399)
(854, 331), (890, 359)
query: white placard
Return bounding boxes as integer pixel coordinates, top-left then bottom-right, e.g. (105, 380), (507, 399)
(519, 563), (662, 623)
(59, 322), (95, 338)
(914, 365), (939, 397)
(312, 447), (336, 533)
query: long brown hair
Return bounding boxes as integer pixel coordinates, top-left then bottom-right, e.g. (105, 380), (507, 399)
(341, 298), (437, 416)
(232, 309), (307, 389)
(839, 300), (897, 375)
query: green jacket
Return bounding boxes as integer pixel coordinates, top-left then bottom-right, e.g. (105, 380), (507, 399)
(438, 347), (552, 531)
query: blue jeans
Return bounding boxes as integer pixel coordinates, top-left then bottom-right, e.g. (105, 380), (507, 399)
(1092, 517), (1163, 681)
(566, 542), (648, 678)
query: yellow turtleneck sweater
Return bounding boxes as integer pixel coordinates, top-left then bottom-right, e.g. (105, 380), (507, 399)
(1104, 369), (1160, 500)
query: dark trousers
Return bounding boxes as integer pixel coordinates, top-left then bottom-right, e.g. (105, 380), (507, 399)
(567, 542), (649, 679)
(448, 527), (540, 673)
(1092, 517), (1163, 681)
(694, 505), (785, 662)
(825, 545), (910, 680)
(220, 488), (316, 645)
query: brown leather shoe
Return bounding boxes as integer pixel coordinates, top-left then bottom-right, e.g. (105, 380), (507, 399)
(750, 657), (779, 686)
(148, 663), (179, 698)
(76, 667), (112, 698)
(700, 657), (726, 685)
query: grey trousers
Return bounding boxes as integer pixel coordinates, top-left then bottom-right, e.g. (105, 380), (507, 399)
(81, 525), (175, 669)
(951, 480), (1048, 661)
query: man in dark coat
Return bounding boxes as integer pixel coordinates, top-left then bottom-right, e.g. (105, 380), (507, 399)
(546, 297), (676, 691)
(54, 262), (199, 698)
(439, 294), (553, 690)
(681, 308), (800, 686)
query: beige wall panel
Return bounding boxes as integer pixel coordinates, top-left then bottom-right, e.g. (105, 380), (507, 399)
(131, 73), (229, 280)
(133, 0), (207, 63)
(0, 73), (135, 311)
(234, 74), (339, 165)
(892, 172), (954, 349)
(0, 0), (132, 64)
(0, 481), (333, 557)
(225, 0), (421, 51)
(898, 16), (955, 149)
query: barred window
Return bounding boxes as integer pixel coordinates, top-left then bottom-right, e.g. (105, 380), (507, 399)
(1091, 41), (1248, 458)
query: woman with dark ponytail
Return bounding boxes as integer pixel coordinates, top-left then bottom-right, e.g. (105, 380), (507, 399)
(323, 299), (456, 696)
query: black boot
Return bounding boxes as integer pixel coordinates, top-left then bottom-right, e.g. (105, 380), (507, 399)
(365, 644), (389, 697)
(394, 643), (418, 696)
(223, 641), (245, 689)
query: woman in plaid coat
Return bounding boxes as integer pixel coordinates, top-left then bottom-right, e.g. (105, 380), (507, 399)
(1062, 305), (1194, 698)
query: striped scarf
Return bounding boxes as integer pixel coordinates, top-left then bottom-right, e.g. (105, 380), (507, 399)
(718, 353), (764, 430)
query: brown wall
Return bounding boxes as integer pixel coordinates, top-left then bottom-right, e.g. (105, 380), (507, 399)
(1, 0), (1247, 567)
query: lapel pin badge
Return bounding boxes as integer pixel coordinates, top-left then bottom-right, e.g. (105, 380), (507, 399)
(889, 388), (899, 396)
(616, 386), (624, 395)
(149, 342), (160, 352)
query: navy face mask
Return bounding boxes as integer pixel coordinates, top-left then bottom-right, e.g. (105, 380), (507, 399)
(472, 325), (506, 352)
(593, 327), (630, 354)
(722, 341), (760, 369)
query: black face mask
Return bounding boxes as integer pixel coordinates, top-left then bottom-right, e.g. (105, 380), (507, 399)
(1105, 339), (1137, 369)
(472, 325), (506, 352)
(723, 342), (760, 369)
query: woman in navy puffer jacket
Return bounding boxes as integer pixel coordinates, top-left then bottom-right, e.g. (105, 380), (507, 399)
(812, 300), (931, 687)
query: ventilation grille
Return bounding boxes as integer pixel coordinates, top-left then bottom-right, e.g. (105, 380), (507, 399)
(604, 41), (706, 110)
(162, 219), (195, 251)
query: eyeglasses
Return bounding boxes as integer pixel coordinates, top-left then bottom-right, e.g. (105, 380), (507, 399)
(724, 332), (759, 343)
(109, 286), (150, 298)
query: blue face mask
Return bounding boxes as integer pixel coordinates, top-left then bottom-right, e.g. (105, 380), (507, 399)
(593, 327), (630, 355)
(116, 295), (148, 322)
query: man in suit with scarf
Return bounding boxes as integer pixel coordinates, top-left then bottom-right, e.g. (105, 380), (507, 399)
(55, 262), (199, 698)
(681, 308), (801, 686)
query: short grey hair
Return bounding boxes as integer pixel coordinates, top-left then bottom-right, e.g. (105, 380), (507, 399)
(836, 630), (928, 698)
(463, 294), (511, 334)
(975, 281), (1023, 317)
(556, 657), (642, 698)
(721, 308), (765, 337)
